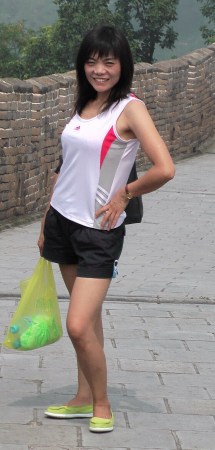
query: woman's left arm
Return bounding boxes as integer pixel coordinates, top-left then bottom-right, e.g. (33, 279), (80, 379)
(97, 101), (175, 229)
(124, 100), (175, 197)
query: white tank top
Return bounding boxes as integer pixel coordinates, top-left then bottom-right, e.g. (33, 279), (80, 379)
(51, 95), (142, 229)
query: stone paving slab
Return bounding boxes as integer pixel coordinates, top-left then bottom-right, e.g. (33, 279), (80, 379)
(176, 430), (215, 450)
(81, 427), (177, 449)
(0, 424), (78, 447)
(127, 410), (215, 431)
(118, 384), (209, 400)
(167, 398), (215, 415)
(0, 446), (29, 450)
(119, 358), (196, 374)
(149, 348), (215, 363)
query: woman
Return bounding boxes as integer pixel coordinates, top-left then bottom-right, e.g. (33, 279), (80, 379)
(38, 25), (175, 433)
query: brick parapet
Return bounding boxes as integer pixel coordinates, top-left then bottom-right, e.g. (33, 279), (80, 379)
(0, 45), (214, 223)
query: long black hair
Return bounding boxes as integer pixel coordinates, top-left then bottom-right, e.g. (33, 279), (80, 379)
(75, 25), (134, 114)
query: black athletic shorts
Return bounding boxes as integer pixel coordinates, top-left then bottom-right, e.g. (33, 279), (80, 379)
(42, 206), (125, 279)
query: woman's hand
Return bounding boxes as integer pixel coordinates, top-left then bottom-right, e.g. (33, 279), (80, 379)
(96, 186), (129, 230)
(37, 232), (45, 256)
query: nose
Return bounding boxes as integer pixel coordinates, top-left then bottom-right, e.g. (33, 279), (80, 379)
(93, 62), (105, 74)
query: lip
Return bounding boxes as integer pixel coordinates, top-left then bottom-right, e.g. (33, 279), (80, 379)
(93, 77), (109, 82)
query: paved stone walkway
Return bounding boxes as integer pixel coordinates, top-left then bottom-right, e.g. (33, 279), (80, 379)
(0, 150), (215, 449)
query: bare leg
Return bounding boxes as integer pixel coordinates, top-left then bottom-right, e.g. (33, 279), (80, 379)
(59, 264), (104, 406)
(59, 264), (91, 404)
(66, 276), (111, 418)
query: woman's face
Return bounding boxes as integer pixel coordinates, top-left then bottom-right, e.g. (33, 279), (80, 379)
(84, 53), (121, 96)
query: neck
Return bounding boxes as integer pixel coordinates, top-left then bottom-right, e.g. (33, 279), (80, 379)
(80, 96), (108, 119)
(88, 94), (109, 115)
(94, 92), (109, 106)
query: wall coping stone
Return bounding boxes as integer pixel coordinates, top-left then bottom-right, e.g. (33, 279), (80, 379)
(153, 59), (189, 72)
(27, 76), (60, 93)
(0, 78), (33, 93)
(208, 43), (215, 51)
(181, 47), (214, 65)
(49, 74), (75, 87)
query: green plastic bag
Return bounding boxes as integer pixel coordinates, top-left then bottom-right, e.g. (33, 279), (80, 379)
(3, 257), (63, 351)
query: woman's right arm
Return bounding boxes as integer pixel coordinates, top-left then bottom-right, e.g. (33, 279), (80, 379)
(37, 172), (59, 255)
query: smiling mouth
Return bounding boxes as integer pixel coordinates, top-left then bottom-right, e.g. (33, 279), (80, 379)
(93, 78), (108, 83)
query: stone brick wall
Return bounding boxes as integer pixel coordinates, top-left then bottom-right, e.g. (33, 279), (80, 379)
(0, 44), (215, 224)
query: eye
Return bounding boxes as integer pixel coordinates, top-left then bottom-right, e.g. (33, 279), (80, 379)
(86, 59), (95, 65)
(105, 61), (114, 66)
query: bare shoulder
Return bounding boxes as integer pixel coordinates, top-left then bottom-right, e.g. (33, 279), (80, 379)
(124, 99), (153, 124)
(124, 98), (148, 114)
(123, 98), (158, 136)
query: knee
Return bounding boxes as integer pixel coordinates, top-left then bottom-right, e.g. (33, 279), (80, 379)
(66, 318), (88, 345)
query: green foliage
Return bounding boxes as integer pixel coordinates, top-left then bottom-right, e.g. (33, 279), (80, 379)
(53, 0), (115, 70)
(23, 24), (62, 79)
(197, 0), (215, 44)
(0, 22), (33, 78)
(115, 0), (179, 63)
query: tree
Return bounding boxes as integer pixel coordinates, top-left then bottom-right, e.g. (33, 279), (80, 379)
(23, 24), (62, 78)
(53, 0), (179, 66)
(53, 0), (115, 70)
(114, 0), (179, 63)
(113, 1), (140, 59)
(0, 21), (33, 78)
(197, 0), (215, 44)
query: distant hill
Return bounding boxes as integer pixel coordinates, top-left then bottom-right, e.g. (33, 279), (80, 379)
(0, 0), (208, 61)
(0, 0), (57, 29)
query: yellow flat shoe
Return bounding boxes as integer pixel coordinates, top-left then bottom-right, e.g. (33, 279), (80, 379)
(89, 412), (114, 432)
(44, 404), (93, 418)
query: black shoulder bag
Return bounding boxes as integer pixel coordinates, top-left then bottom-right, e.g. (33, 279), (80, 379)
(124, 162), (143, 225)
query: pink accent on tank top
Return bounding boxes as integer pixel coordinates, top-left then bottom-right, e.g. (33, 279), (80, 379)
(100, 126), (116, 168)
